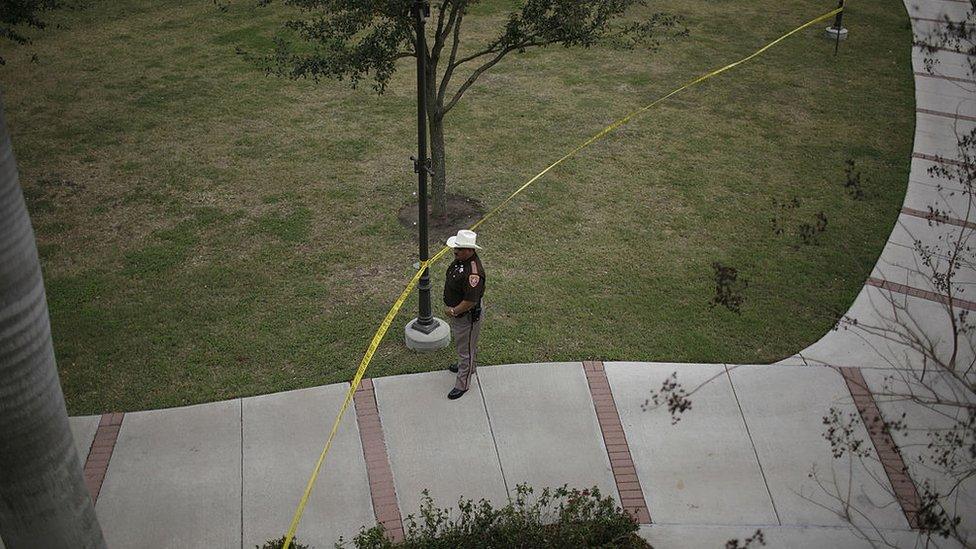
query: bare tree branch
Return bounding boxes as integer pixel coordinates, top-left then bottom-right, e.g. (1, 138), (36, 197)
(442, 40), (543, 115)
(431, 0), (461, 65)
(437, 4), (467, 105)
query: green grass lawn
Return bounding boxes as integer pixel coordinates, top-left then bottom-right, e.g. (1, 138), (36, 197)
(2, 0), (914, 414)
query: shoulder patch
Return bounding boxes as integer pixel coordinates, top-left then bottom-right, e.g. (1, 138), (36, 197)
(468, 274), (480, 288)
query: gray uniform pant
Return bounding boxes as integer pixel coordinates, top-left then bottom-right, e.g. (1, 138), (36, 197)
(449, 312), (482, 391)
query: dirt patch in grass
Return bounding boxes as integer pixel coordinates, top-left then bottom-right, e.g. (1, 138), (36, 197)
(397, 193), (486, 244)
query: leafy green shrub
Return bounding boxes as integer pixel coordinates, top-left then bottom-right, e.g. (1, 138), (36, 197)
(259, 536), (311, 549)
(337, 484), (649, 548)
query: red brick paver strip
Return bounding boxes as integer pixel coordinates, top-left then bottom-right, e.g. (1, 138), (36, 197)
(839, 368), (923, 528)
(866, 277), (976, 311)
(917, 108), (976, 123)
(918, 44), (973, 55)
(84, 412), (124, 502)
(913, 152), (976, 168)
(582, 361), (652, 524)
(914, 72), (976, 85)
(910, 16), (976, 27)
(353, 379), (404, 542)
(901, 207), (976, 231)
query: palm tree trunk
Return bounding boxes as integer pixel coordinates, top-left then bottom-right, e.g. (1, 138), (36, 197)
(0, 101), (106, 548)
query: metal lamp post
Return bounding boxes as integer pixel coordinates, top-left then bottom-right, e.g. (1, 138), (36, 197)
(824, 0), (848, 51)
(405, 0), (450, 350)
(412, 0), (435, 333)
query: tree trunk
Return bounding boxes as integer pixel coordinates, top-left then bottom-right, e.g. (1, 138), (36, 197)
(424, 53), (449, 220)
(0, 102), (106, 548)
(429, 113), (448, 219)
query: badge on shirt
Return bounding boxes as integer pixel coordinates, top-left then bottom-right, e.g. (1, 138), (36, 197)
(469, 274), (479, 288)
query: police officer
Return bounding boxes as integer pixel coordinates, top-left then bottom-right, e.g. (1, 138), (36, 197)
(443, 229), (485, 400)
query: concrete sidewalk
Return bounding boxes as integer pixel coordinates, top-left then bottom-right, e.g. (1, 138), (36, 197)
(65, 361), (969, 548)
(58, 363), (905, 548)
(14, 0), (973, 547)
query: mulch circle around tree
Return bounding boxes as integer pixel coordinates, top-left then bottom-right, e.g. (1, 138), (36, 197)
(397, 193), (486, 245)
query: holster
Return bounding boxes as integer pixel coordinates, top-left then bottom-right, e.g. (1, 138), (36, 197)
(470, 301), (482, 322)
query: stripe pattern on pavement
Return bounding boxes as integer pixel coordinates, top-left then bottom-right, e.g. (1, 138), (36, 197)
(84, 412), (124, 502)
(583, 360), (652, 524)
(913, 72), (976, 85)
(917, 108), (976, 123)
(353, 379), (404, 542)
(913, 152), (976, 168)
(866, 277), (976, 311)
(901, 207), (976, 231)
(839, 368), (923, 528)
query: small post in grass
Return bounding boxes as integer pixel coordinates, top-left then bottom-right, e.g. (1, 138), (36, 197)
(824, 0), (848, 53)
(405, 0), (450, 351)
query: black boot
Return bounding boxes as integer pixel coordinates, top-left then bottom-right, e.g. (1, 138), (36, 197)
(448, 388), (467, 400)
(448, 362), (459, 373)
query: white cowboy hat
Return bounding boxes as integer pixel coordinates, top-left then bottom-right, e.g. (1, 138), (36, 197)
(446, 229), (482, 250)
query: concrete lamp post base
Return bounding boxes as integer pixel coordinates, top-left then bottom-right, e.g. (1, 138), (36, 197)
(824, 26), (848, 40)
(405, 317), (451, 351)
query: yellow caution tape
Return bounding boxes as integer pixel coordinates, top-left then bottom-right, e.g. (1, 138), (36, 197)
(282, 5), (844, 548)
